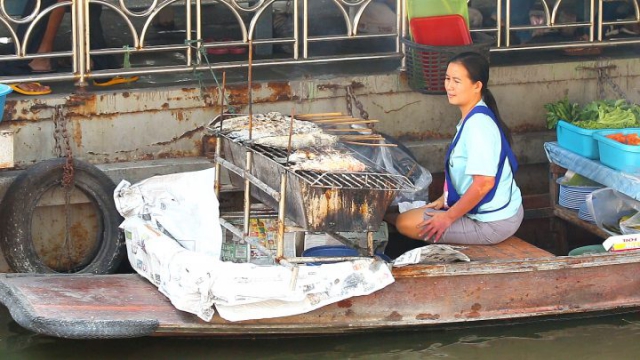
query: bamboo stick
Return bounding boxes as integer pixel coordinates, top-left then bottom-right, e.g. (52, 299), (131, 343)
(296, 112), (344, 119)
(306, 117), (362, 123)
(313, 119), (379, 125)
(342, 141), (397, 147)
(323, 128), (374, 133)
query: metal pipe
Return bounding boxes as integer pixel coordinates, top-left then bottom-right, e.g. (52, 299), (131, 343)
(186, 0), (192, 67)
(216, 156), (281, 201)
(276, 173), (287, 259)
(243, 151), (253, 236)
(214, 72), (226, 198)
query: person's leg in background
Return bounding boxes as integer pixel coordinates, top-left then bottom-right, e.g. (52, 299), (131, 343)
(87, 4), (138, 86)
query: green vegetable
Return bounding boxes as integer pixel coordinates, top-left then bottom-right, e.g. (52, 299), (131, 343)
(574, 99), (638, 129)
(544, 97), (581, 129)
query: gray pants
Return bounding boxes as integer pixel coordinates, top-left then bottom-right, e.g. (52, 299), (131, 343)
(423, 205), (524, 245)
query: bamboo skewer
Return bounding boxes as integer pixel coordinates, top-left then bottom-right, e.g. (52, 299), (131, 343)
(313, 119), (379, 125)
(295, 112), (344, 119)
(342, 141), (398, 147)
(338, 135), (384, 141)
(322, 128), (374, 133)
(304, 116), (360, 123)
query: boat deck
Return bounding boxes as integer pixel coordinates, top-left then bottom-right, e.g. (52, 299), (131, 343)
(461, 236), (553, 262)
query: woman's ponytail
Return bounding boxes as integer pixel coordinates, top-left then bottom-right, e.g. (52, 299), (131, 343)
(483, 88), (513, 145)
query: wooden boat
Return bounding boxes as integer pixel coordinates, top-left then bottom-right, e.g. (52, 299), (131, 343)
(1, 236), (639, 339)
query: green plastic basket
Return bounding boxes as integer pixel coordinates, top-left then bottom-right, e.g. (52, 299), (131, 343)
(406, 0), (469, 26)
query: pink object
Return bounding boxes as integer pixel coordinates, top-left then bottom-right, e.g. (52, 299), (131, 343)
(410, 15), (472, 46)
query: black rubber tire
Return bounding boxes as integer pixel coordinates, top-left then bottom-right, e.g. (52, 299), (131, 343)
(0, 158), (125, 274)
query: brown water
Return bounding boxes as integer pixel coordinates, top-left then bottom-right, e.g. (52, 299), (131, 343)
(2, 306), (640, 360)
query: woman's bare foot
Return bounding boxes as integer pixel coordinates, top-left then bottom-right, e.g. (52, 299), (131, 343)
(28, 58), (53, 73)
(10, 82), (52, 95)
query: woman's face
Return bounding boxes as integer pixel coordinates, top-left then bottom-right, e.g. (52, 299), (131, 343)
(444, 62), (482, 108)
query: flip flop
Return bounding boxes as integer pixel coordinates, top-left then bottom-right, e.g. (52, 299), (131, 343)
(9, 83), (52, 96)
(93, 76), (139, 87)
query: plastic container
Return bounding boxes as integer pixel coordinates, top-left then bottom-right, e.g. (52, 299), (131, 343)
(556, 121), (600, 159)
(406, 0), (469, 26)
(0, 84), (13, 123)
(402, 32), (493, 94)
(410, 15), (472, 46)
(593, 128), (640, 174)
(568, 244), (607, 256)
(302, 245), (391, 265)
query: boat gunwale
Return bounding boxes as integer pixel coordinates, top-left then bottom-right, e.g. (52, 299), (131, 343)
(392, 250), (640, 277)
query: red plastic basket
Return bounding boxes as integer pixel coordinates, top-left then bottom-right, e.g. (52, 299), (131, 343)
(410, 15), (472, 46)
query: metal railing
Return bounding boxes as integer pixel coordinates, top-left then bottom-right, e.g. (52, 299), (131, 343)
(0, 0), (638, 87)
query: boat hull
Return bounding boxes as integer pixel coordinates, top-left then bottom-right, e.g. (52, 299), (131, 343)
(1, 251), (640, 339)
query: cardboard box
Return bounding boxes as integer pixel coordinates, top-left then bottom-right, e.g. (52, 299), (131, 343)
(603, 233), (640, 252)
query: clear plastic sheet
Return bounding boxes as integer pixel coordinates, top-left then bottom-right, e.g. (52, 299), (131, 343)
(347, 135), (432, 205)
(586, 188), (640, 236)
(545, 142), (640, 201)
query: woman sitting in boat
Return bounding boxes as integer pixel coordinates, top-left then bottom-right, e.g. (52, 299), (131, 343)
(394, 52), (523, 245)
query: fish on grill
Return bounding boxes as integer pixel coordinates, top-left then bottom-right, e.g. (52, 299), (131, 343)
(289, 150), (367, 172)
(251, 133), (338, 149)
(210, 112), (322, 142)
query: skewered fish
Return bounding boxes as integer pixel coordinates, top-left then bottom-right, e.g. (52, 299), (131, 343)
(251, 133), (337, 149)
(289, 150), (367, 172)
(209, 112), (322, 142)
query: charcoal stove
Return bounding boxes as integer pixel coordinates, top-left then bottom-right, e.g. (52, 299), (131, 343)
(208, 113), (414, 263)
(216, 133), (413, 232)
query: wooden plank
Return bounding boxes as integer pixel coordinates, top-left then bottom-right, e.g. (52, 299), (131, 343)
(461, 236), (553, 262)
(553, 206), (609, 239)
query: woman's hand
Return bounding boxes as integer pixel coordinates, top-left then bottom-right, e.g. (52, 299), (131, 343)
(417, 210), (454, 243)
(425, 196), (445, 210)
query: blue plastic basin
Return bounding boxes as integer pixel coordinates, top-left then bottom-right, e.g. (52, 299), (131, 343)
(302, 245), (391, 265)
(556, 121), (600, 159)
(0, 84), (13, 123)
(593, 128), (640, 175)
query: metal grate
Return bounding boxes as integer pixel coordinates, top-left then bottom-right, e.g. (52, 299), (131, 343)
(249, 143), (413, 191)
(294, 171), (413, 191)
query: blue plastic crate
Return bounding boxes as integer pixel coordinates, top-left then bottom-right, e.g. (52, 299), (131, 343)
(593, 128), (640, 174)
(556, 121), (600, 159)
(0, 84), (13, 123)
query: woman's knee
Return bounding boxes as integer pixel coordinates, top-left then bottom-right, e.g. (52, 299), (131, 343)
(394, 211), (421, 239)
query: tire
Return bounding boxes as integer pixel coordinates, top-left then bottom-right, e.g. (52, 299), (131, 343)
(0, 158), (125, 274)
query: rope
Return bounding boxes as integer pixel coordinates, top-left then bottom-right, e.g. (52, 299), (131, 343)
(184, 39), (236, 113)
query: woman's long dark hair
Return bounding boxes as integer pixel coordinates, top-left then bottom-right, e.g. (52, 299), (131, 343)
(448, 52), (513, 145)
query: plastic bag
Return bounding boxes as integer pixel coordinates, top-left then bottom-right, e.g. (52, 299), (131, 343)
(347, 134), (432, 205)
(620, 211), (640, 235)
(586, 187), (640, 236)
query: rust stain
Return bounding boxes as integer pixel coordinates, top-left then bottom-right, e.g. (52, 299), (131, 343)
(416, 313), (440, 321)
(122, 92), (130, 98)
(162, 103), (170, 110)
(264, 82), (292, 102)
(172, 110), (185, 122)
(467, 303), (482, 318)
(337, 299), (352, 308)
(384, 311), (403, 321)
(151, 125), (205, 146)
(73, 120), (83, 148)
(68, 93), (97, 116)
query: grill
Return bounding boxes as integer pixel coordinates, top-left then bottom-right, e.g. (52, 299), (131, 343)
(209, 117), (415, 232)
